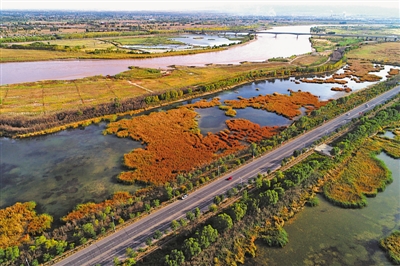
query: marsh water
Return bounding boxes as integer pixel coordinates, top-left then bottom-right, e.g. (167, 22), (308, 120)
(246, 152), (400, 266)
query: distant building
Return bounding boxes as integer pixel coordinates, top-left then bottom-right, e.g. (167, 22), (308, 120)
(330, 47), (346, 62)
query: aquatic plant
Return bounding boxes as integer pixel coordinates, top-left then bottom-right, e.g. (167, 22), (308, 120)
(380, 230), (400, 265)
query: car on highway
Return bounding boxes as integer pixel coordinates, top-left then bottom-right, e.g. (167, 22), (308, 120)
(181, 194), (188, 200)
(227, 176), (233, 180)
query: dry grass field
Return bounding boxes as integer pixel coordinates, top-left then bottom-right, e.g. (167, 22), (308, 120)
(346, 42), (400, 65)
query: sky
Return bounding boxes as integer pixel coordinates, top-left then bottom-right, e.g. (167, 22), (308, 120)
(1, 0), (399, 18)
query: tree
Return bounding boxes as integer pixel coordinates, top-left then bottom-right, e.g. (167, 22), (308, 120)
(153, 230), (163, 240)
(331, 146), (341, 156)
(194, 207), (201, 219)
(182, 238), (201, 259)
(171, 220), (180, 231)
(144, 203), (151, 212)
(260, 190), (279, 206)
(227, 202), (247, 222)
(152, 199), (160, 208)
(212, 213), (233, 232)
(126, 247), (137, 258)
(82, 223), (96, 238)
(164, 249), (185, 266)
(165, 185), (174, 199)
(213, 195), (221, 205)
(179, 218), (188, 227)
(186, 211), (195, 222)
(196, 225), (218, 249)
(113, 256), (121, 266)
(209, 204), (218, 212)
(125, 258), (137, 265)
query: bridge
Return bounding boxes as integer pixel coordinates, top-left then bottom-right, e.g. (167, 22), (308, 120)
(183, 29), (399, 41)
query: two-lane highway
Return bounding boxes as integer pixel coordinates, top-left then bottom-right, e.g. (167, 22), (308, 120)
(55, 86), (399, 265)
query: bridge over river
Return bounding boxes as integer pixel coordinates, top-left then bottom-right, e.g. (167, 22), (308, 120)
(184, 30), (400, 41)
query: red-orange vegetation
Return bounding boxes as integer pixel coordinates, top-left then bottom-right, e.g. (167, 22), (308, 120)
(342, 59), (383, 82)
(62, 192), (133, 222)
(0, 202), (53, 249)
(107, 104), (280, 184)
(223, 90), (328, 119)
(226, 119), (284, 143)
(387, 68), (399, 77)
(331, 87), (352, 93)
(185, 98), (221, 109)
(300, 77), (348, 85)
(304, 59), (384, 84)
(106, 108), (246, 185)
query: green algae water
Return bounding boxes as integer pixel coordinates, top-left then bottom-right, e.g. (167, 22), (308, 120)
(246, 152), (399, 266)
(0, 123), (142, 221)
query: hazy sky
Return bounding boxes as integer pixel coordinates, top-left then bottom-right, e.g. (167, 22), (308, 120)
(1, 0), (399, 18)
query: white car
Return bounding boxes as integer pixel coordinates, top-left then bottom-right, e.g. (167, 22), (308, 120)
(181, 194), (188, 200)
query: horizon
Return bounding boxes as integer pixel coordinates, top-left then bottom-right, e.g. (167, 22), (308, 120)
(1, 1), (399, 19)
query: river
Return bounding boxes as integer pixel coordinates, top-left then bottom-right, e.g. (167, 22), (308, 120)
(246, 152), (400, 266)
(0, 25), (313, 85)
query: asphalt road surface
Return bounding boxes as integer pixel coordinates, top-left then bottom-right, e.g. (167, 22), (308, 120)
(55, 86), (399, 266)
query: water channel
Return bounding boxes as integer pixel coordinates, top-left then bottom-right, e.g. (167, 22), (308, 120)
(0, 25), (399, 265)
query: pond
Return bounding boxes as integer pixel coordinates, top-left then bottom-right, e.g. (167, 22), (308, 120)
(245, 152), (400, 266)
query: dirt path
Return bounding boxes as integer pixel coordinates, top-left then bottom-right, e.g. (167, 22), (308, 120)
(127, 81), (154, 93)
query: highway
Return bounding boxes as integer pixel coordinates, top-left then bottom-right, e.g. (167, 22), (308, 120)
(55, 86), (399, 266)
